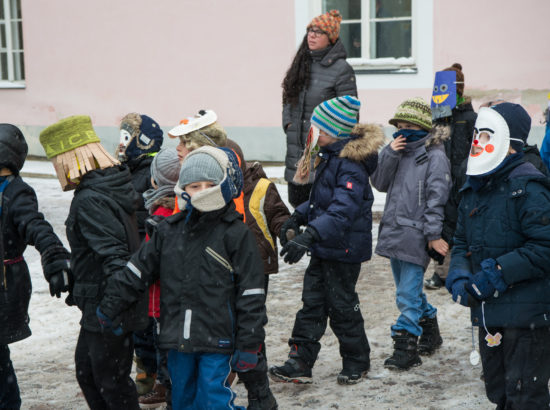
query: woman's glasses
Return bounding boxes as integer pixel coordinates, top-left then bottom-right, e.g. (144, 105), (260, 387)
(307, 27), (327, 37)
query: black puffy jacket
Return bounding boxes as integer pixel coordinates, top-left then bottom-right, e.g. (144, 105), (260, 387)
(1, 176), (66, 344)
(100, 203), (267, 354)
(283, 39), (357, 183)
(65, 166), (146, 333)
(126, 155), (154, 241)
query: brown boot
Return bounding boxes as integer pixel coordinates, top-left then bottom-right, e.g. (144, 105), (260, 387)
(138, 381), (167, 409)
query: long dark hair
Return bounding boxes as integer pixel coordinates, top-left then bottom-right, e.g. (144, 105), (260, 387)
(282, 34), (311, 106)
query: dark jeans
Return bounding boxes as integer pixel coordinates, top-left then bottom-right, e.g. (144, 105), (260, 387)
(479, 326), (550, 409)
(0, 344), (20, 409)
(75, 328), (139, 410)
(288, 256), (370, 370)
(287, 183), (312, 209)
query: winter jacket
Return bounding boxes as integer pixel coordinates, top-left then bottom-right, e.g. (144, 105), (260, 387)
(371, 128), (451, 269)
(126, 155), (155, 241)
(283, 39), (357, 183)
(540, 122), (550, 171)
(100, 203), (267, 354)
(65, 166), (147, 333)
(296, 124), (384, 263)
(450, 159), (550, 328)
(1, 176), (66, 344)
(146, 202), (174, 318)
(438, 99), (477, 242)
(243, 162), (290, 274)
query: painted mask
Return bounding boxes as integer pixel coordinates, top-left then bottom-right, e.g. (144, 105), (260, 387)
(431, 70), (457, 121)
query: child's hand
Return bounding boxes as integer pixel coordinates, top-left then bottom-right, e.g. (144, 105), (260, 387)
(390, 136), (407, 152)
(428, 238), (448, 256)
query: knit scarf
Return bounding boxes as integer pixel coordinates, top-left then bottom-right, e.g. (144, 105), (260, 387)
(392, 128), (428, 143)
(143, 185), (176, 212)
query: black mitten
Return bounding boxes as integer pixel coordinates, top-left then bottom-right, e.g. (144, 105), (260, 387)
(279, 211), (307, 247)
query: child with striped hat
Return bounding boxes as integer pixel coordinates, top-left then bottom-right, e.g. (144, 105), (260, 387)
(270, 95), (385, 385)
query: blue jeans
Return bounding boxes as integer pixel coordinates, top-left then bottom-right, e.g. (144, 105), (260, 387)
(167, 350), (244, 410)
(390, 258), (437, 337)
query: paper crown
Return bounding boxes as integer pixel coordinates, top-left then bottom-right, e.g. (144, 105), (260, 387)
(168, 110), (217, 138)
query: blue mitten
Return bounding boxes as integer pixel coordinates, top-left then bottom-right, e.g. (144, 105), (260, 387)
(446, 269), (473, 307)
(96, 307), (123, 336)
(231, 348), (259, 372)
(466, 258), (507, 301)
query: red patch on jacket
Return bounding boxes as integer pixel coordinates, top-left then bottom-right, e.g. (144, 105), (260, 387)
(346, 182), (353, 189)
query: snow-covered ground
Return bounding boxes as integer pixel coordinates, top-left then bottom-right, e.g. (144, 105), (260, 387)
(12, 160), (494, 409)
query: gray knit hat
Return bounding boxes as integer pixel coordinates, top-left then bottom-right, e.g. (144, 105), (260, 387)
(150, 148), (181, 188)
(178, 151), (224, 187)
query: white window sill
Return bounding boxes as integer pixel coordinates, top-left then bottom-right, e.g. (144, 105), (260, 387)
(348, 57), (417, 74)
(0, 81), (26, 89)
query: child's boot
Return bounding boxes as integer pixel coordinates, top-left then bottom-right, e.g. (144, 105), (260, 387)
(269, 358), (312, 384)
(418, 316), (443, 356)
(244, 377), (278, 410)
(384, 331), (422, 370)
(337, 359), (370, 385)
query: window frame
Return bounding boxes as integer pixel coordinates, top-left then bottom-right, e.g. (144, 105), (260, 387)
(0, 0), (25, 88)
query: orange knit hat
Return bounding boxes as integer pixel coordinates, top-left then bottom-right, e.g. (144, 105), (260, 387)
(307, 10), (342, 44)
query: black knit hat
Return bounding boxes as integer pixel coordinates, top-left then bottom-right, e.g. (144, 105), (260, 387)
(0, 124), (28, 174)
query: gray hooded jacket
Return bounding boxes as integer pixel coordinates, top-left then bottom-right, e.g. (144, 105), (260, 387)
(371, 128), (451, 268)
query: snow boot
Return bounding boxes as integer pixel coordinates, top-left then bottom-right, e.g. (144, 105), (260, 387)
(418, 316), (443, 356)
(134, 357), (156, 396)
(337, 366), (369, 385)
(384, 331), (422, 370)
(269, 358), (312, 384)
(424, 273), (444, 290)
(244, 378), (278, 410)
(138, 381), (166, 409)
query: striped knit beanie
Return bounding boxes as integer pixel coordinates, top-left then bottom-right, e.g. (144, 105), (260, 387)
(310, 95), (360, 139)
(389, 97), (432, 131)
(308, 10), (342, 44)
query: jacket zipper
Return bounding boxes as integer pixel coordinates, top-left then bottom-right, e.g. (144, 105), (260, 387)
(205, 246), (234, 273)
(418, 180), (423, 206)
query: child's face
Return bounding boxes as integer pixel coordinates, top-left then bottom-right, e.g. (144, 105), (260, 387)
(317, 130), (339, 147)
(395, 121), (423, 131)
(176, 138), (191, 163)
(184, 180), (215, 197)
(0, 167), (12, 176)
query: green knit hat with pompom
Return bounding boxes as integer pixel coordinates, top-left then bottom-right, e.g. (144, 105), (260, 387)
(389, 97), (432, 131)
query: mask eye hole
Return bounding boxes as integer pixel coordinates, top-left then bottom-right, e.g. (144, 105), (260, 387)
(433, 85), (439, 92)
(440, 84), (448, 92)
(478, 132), (491, 144)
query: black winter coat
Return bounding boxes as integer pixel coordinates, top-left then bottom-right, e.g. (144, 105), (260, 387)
(283, 39), (357, 183)
(1, 176), (66, 344)
(451, 160), (550, 328)
(126, 155), (154, 241)
(439, 100), (477, 242)
(100, 203), (267, 354)
(65, 166), (147, 333)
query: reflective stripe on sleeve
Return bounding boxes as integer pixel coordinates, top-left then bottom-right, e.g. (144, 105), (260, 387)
(127, 261), (141, 279)
(242, 288), (265, 296)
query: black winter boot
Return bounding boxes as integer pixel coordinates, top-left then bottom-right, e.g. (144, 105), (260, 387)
(244, 378), (278, 410)
(418, 316), (443, 356)
(384, 331), (422, 370)
(269, 358), (312, 384)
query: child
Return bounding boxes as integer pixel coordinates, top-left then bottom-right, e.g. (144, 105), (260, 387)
(370, 97), (451, 370)
(138, 148), (180, 409)
(269, 95), (384, 385)
(39, 115), (145, 409)
(0, 124), (71, 409)
(98, 146), (268, 409)
(446, 103), (550, 408)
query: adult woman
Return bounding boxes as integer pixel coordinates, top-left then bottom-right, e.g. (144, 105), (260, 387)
(282, 9), (357, 208)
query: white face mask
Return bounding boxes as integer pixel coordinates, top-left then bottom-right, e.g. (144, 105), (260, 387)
(119, 129), (132, 147)
(466, 107), (523, 176)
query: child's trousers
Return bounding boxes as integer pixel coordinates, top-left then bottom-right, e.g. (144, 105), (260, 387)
(0, 344), (20, 409)
(288, 256), (370, 370)
(390, 258), (437, 336)
(167, 350), (244, 410)
(480, 326), (550, 409)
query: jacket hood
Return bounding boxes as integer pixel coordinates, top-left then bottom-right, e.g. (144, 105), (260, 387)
(77, 165), (140, 214)
(339, 123), (385, 174)
(319, 39), (347, 67)
(425, 123), (451, 149)
(243, 162), (268, 196)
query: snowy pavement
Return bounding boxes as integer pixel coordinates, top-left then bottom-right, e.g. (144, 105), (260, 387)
(10, 160), (497, 410)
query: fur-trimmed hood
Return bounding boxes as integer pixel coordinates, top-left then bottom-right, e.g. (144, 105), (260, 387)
(340, 123), (386, 161)
(425, 123), (451, 149)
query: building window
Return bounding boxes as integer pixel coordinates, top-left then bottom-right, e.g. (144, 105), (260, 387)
(0, 0), (24, 86)
(320, 0), (415, 71)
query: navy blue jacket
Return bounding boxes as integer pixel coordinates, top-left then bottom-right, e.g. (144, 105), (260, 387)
(450, 159), (550, 328)
(296, 124), (384, 263)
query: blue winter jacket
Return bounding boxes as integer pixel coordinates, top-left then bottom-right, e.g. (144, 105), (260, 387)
(296, 124), (385, 263)
(540, 122), (550, 171)
(450, 159), (550, 328)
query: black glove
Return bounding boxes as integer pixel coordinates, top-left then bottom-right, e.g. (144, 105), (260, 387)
(280, 227), (318, 264)
(279, 211), (306, 247)
(44, 259), (71, 298)
(426, 244), (445, 265)
(145, 214), (166, 238)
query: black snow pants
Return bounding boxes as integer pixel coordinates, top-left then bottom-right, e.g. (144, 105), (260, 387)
(75, 327), (139, 410)
(288, 256), (370, 370)
(479, 326), (550, 409)
(0, 344), (20, 409)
